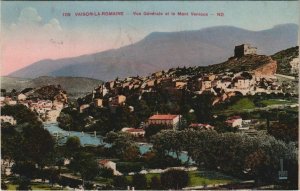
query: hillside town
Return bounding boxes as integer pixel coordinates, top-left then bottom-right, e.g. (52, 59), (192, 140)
(1, 44), (299, 190)
(1, 45), (298, 128)
(71, 44), (298, 132)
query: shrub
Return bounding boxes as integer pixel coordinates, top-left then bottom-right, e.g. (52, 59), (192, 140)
(160, 169), (189, 189)
(131, 173), (147, 190)
(113, 176), (129, 190)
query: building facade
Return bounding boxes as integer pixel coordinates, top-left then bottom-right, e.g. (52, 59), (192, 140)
(147, 114), (181, 130)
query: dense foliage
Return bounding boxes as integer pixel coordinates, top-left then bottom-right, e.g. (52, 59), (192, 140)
(1, 105), (56, 188)
(151, 129), (298, 188)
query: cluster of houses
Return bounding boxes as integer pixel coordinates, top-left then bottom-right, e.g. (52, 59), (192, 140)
(120, 113), (255, 139)
(81, 67), (284, 112)
(75, 44), (296, 136)
(0, 86), (67, 123)
(80, 44), (289, 111)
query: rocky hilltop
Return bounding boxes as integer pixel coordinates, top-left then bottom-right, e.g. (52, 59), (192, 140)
(33, 85), (67, 103)
(206, 54), (277, 76)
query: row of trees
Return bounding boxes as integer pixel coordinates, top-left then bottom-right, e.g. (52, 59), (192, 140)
(2, 105), (56, 189)
(113, 169), (189, 190)
(151, 129), (298, 188)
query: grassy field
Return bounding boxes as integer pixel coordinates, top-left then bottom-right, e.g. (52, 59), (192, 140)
(6, 183), (64, 190)
(5, 170), (236, 190)
(259, 99), (295, 106)
(188, 171), (235, 186)
(227, 98), (256, 111)
(126, 170), (237, 187)
(94, 177), (113, 185)
(126, 173), (160, 184)
(215, 97), (298, 116)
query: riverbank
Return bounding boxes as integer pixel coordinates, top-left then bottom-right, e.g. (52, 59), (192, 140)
(43, 122), (194, 164)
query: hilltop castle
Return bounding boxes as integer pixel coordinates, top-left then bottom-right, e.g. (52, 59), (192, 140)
(234, 44), (257, 57)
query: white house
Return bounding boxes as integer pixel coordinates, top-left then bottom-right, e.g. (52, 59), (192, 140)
(8, 100), (17, 105)
(99, 160), (122, 176)
(79, 104), (90, 113)
(225, 116), (242, 128)
(121, 128), (145, 137)
(189, 123), (214, 130)
(17, 93), (27, 101)
(94, 98), (103, 107)
(290, 57), (299, 74)
(201, 80), (212, 90)
(0, 115), (17, 125)
(234, 77), (253, 90)
(1, 159), (13, 176)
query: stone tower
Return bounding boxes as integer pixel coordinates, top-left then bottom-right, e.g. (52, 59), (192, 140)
(234, 44), (257, 57)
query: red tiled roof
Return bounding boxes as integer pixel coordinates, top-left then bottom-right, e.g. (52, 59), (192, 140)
(225, 120), (235, 124)
(228, 116), (242, 120)
(149, 114), (179, 120)
(125, 128), (145, 133)
(189, 123), (200, 127)
(189, 123), (205, 127)
(189, 123), (213, 128)
(99, 160), (109, 165)
(235, 76), (246, 80)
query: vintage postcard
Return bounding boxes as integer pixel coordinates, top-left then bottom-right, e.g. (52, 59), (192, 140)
(1, 1), (299, 190)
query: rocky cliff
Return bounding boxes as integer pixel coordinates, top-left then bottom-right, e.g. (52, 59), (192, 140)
(253, 60), (277, 77)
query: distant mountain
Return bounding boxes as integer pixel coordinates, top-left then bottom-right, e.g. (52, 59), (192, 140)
(1, 76), (102, 98)
(9, 24), (298, 81)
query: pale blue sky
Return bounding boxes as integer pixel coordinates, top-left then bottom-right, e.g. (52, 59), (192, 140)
(2, 1), (299, 33)
(1, 1), (299, 75)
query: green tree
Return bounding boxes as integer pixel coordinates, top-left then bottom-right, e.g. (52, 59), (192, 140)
(105, 131), (139, 161)
(43, 167), (60, 187)
(160, 169), (189, 189)
(12, 162), (37, 179)
(268, 122), (298, 142)
(131, 173), (147, 190)
(99, 168), (114, 178)
(68, 152), (100, 187)
(1, 182), (8, 190)
(1, 104), (40, 125)
(65, 136), (81, 156)
(150, 176), (162, 190)
(191, 93), (214, 123)
(16, 177), (31, 191)
(57, 112), (73, 130)
(1, 125), (23, 163)
(22, 125), (55, 169)
(2, 105), (55, 180)
(134, 100), (151, 123)
(145, 124), (164, 139)
(113, 176), (129, 190)
(109, 106), (137, 131)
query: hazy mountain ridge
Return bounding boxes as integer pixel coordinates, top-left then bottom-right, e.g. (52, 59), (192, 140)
(9, 24), (298, 81)
(1, 76), (103, 98)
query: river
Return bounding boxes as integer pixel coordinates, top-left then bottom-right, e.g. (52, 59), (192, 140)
(43, 122), (193, 163)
